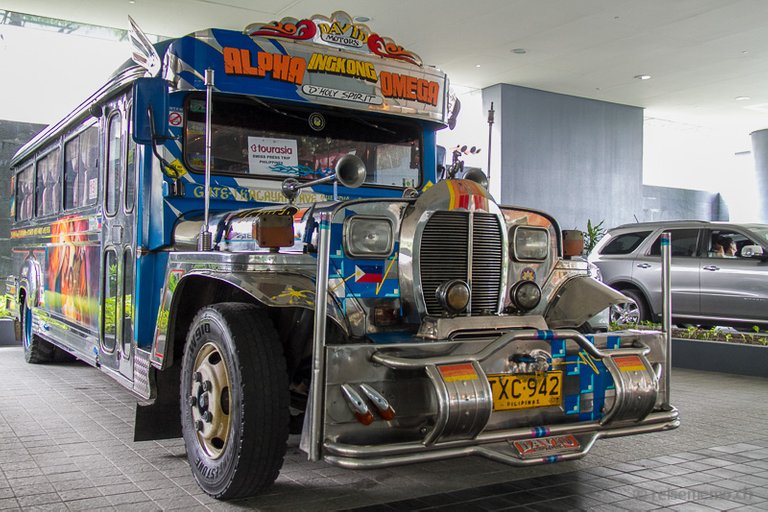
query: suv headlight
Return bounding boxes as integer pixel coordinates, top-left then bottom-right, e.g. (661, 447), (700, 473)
(511, 226), (549, 261)
(344, 216), (394, 258)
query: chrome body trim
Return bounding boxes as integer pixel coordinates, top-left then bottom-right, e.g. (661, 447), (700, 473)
(415, 314), (550, 346)
(309, 212), (332, 461)
(322, 412), (679, 468)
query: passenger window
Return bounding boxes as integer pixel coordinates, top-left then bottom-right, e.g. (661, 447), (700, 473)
(103, 250), (118, 352)
(125, 125), (136, 213)
(35, 149), (61, 217)
(648, 229), (700, 257)
(64, 126), (99, 210)
(707, 230), (753, 259)
(15, 165), (34, 222)
(106, 114), (123, 216)
(122, 249), (134, 356)
(599, 231), (652, 255)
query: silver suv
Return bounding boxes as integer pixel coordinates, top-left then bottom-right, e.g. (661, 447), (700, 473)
(589, 220), (768, 327)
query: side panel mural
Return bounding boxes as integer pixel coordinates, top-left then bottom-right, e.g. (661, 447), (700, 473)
(44, 216), (101, 329)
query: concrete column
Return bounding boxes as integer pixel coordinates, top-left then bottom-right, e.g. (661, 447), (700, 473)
(750, 129), (768, 223)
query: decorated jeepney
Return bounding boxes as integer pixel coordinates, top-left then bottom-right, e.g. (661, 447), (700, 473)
(7, 11), (678, 499)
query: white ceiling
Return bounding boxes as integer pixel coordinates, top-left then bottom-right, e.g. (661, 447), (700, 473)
(5, 0), (768, 136)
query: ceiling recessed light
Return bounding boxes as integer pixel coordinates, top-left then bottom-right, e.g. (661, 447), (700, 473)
(735, 96), (751, 101)
(511, 48), (527, 54)
(475, 64), (481, 68)
(353, 16), (370, 23)
(634, 74), (651, 80)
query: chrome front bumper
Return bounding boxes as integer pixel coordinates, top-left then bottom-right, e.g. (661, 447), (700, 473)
(319, 329), (679, 469)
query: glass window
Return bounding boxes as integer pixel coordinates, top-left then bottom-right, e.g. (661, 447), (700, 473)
(125, 126), (136, 213)
(106, 114), (123, 216)
(35, 149), (61, 217)
(64, 126), (99, 210)
(122, 249), (134, 355)
(706, 230), (755, 259)
(15, 165), (34, 222)
(599, 231), (652, 255)
(184, 96), (422, 188)
(103, 250), (118, 352)
(648, 229), (700, 257)
(64, 137), (79, 209)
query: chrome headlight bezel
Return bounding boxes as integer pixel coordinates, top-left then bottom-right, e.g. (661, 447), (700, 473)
(510, 226), (550, 262)
(343, 215), (394, 258)
(509, 280), (542, 312)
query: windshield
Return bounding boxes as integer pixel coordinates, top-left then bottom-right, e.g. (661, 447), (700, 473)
(749, 226), (768, 243)
(184, 95), (421, 188)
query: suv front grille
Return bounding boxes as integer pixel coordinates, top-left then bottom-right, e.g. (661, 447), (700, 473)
(419, 211), (503, 315)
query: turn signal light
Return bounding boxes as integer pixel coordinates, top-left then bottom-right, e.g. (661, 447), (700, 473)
(252, 215), (294, 249)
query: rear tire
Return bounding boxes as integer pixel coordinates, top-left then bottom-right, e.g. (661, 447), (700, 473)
(180, 303), (289, 499)
(610, 288), (650, 325)
(21, 301), (55, 364)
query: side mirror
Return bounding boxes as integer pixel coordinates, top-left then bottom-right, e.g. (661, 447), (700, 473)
(741, 244), (765, 258)
(132, 77), (169, 144)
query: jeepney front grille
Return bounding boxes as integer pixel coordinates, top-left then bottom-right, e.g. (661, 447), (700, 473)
(419, 211), (503, 316)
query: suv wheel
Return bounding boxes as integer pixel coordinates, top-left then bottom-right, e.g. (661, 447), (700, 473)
(610, 289), (649, 324)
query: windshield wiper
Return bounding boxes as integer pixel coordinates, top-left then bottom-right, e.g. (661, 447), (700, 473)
(247, 96), (306, 122)
(350, 115), (396, 135)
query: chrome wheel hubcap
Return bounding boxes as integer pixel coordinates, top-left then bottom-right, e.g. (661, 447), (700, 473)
(190, 342), (231, 459)
(611, 302), (640, 324)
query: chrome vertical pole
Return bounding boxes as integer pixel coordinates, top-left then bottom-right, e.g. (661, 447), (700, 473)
(309, 211), (331, 461)
(660, 231), (672, 407)
(198, 68), (214, 251)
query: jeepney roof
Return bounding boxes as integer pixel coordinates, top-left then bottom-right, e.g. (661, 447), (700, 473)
(161, 11), (450, 126)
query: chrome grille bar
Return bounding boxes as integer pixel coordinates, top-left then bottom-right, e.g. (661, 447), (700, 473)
(419, 211), (503, 316)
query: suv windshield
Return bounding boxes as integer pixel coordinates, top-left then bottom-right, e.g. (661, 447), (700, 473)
(750, 226), (768, 244)
(184, 96), (421, 188)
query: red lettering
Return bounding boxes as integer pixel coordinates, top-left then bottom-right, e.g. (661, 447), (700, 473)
(221, 48), (305, 84)
(289, 57), (306, 85)
(258, 52), (273, 73)
(240, 49), (260, 76)
(273, 54), (289, 81)
(223, 47), (241, 74)
(379, 71), (440, 106)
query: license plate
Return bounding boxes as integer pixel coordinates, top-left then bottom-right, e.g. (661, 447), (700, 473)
(513, 434), (580, 458)
(488, 371), (563, 411)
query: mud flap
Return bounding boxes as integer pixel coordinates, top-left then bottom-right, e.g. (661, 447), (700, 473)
(134, 363), (182, 441)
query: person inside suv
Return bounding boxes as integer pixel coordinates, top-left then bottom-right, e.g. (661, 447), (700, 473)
(712, 235), (737, 258)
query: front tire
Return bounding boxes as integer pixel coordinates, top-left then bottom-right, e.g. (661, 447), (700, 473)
(21, 301), (55, 364)
(181, 303), (289, 499)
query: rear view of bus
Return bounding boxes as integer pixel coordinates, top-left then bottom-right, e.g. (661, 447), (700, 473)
(6, 11), (678, 500)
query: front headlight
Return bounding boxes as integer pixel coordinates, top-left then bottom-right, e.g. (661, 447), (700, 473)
(509, 280), (542, 312)
(510, 226), (549, 261)
(344, 216), (394, 258)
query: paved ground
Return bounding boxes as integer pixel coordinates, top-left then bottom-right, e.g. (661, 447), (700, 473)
(0, 345), (767, 511)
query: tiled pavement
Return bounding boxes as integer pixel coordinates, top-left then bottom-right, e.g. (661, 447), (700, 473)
(0, 346), (767, 511)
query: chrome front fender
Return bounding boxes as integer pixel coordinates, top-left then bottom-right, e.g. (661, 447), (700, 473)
(150, 265), (350, 369)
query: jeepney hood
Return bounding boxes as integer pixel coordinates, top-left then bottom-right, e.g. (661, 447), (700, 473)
(170, 181), (613, 338)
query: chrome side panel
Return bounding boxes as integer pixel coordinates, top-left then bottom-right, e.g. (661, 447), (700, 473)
(150, 251), (348, 368)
